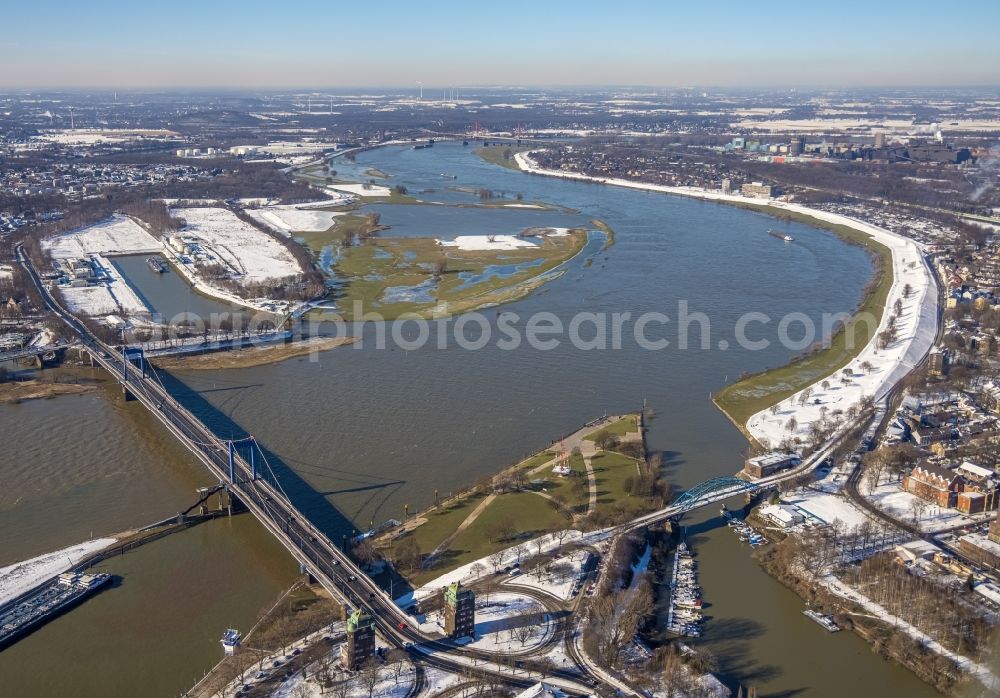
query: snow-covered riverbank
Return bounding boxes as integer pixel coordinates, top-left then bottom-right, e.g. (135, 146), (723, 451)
(165, 207), (310, 315)
(0, 539), (116, 608)
(515, 152), (939, 446)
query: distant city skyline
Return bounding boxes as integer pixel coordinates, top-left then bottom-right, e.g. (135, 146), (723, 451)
(3, 0), (999, 89)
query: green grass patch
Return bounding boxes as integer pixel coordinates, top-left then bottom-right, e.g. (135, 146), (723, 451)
(584, 415), (639, 442)
(512, 451), (556, 474)
(537, 453), (590, 513)
(402, 494), (487, 558)
(592, 219), (616, 249)
(293, 213), (369, 252)
(415, 492), (568, 580)
(713, 204), (893, 432)
(590, 451), (645, 514)
(327, 230), (587, 320)
(474, 144), (533, 171)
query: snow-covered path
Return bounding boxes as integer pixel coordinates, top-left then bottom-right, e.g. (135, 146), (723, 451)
(824, 573), (999, 690)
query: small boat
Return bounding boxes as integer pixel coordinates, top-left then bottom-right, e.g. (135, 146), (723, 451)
(803, 609), (840, 632)
(146, 257), (166, 273)
(768, 229), (795, 242)
(221, 628), (242, 655)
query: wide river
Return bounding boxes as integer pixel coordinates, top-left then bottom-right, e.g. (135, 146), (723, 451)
(0, 142), (938, 696)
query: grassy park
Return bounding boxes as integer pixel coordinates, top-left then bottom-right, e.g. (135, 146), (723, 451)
(379, 413), (663, 586)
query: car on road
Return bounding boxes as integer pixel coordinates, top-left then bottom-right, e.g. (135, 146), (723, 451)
(397, 621), (406, 630)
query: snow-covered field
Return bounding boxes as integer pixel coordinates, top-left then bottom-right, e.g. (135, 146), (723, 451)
(864, 481), (991, 533)
(33, 129), (177, 145)
(43, 216), (156, 317)
(743, 206), (937, 447)
(730, 117), (1000, 134)
(169, 207), (304, 283)
(438, 234), (539, 251)
(464, 593), (551, 653)
(0, 538), (116, 608)
(58, 284), (119, 316)
(247, 205), (343, 235)
(516, 152), (939, 448)
(783, 488), (872, 529)
(44, 215), (159, 258)
(417, 592), (551, 654)
(505, 550), (591, 601)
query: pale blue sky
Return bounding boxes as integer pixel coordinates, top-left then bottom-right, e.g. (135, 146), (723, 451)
(2, 1), (998, 88)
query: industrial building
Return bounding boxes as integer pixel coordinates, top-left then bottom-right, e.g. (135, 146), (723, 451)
(740, 182), (776, 199)
(744, 452), (799, 479)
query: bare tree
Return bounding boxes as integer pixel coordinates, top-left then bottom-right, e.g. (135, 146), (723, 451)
(470, 562), (486, 580)
(533, 533), (549, 558)
(329, 673), (352, 698)
(510, 623), (534, 648)
(512, 543), (527, 565)
(386, 648), (409, 685)
(360, 658), (381, 698)
(488, 548), (508, 572)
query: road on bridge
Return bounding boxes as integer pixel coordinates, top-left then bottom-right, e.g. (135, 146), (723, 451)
(17, 243), (606, 696)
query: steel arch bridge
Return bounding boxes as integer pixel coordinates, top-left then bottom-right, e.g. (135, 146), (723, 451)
(673, 476), (759, 510)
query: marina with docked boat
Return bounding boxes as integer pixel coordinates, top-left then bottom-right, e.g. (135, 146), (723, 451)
(722, 505), (769, 547)
(665, 538), (703, 638)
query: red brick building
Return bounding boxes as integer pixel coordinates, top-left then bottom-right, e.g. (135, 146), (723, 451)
(902, 463), (962, 508)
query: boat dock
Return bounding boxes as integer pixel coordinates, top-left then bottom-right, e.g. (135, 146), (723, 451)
(0, 572), (111, 648)
(724, 507), (769, 547)
(665, 538), (703, 637)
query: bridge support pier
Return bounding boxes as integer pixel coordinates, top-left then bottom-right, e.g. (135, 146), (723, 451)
(122, 383), (137, 401)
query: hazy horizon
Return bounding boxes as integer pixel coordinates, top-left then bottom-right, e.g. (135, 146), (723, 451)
(3, 0), (998, 90)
